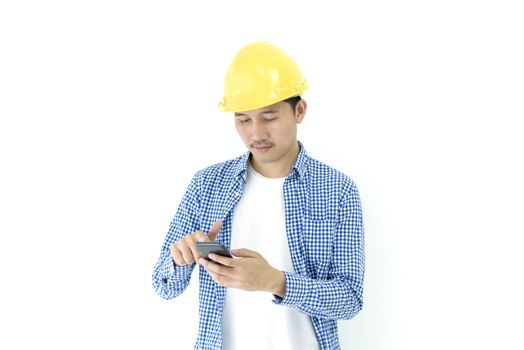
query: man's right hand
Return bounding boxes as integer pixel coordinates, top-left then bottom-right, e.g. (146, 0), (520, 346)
(170, 220), (222, 266)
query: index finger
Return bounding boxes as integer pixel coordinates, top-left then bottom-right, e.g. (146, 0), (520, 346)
(194, 230), (213, 243)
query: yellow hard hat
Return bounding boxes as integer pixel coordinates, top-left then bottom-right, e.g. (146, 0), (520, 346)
(218, 41), (308, 112)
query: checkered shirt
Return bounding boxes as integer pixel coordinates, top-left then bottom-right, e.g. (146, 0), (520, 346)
(152, 143), (365, 350)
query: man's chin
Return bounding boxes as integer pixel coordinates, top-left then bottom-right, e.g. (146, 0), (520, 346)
(251, 151), (277, 164)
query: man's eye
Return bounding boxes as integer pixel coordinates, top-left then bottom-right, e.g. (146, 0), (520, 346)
(264, 117), (277, 122)
(239, 119), (250, 123)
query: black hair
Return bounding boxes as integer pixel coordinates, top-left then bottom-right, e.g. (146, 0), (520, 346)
(283, 95), (302, 113)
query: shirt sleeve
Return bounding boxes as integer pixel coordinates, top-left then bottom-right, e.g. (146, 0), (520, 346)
(273, 183), (365, 320)
(152, 174), (201, 300)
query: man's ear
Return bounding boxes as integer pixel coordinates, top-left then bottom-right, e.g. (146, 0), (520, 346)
(295, 99), (307, 124)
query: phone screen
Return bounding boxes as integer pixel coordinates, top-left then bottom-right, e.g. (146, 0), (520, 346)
(196, 242), (233, 260)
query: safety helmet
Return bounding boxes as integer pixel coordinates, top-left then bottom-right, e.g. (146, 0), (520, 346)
(218, 41), (308, 112)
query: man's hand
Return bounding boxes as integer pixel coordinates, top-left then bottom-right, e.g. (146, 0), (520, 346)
(170, 220), (222, 266)
(199, 248), (286, 298)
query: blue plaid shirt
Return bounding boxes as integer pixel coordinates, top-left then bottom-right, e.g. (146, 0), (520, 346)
(152, 143), (365, 350)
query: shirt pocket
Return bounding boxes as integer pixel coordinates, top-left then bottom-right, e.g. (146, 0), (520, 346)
(302, 218), (336, 276)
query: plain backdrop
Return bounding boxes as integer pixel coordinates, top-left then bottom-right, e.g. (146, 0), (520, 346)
(1, 1), (523, 349)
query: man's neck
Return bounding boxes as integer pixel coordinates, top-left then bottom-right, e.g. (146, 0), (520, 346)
(250, 142), (300, 178)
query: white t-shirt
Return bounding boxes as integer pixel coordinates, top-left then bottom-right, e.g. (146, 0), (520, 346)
(221, 165), (319, 350)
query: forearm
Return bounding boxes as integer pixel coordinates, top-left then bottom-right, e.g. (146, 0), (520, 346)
(273, 272), (363, 320)
(152, 173), (201, 299)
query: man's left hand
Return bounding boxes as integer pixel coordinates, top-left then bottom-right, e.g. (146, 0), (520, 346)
(199, 248), (286, 298)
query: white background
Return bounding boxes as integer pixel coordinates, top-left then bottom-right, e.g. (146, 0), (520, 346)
(1, 1), (523, 349)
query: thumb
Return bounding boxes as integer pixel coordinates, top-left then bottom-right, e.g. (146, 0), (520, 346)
(231, 248), (260, 258)
(208, 220), (222, 241)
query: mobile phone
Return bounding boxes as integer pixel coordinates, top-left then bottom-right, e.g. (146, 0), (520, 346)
(196, 242), (233, 260)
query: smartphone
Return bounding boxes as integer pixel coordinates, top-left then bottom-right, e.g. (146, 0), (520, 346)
(196, 242), (233, 260)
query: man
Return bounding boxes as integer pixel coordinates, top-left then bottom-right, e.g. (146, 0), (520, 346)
(152, 41), (365, 350)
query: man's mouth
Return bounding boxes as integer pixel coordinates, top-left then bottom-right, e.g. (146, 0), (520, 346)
(252, 144), (273, 152)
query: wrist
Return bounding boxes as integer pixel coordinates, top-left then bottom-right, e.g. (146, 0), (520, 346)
(270, 269), (286, 298)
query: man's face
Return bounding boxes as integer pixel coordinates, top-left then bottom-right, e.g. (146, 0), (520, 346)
(234, 100), (306, 172)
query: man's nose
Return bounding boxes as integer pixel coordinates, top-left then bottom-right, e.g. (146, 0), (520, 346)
(251, 120), (268, 141)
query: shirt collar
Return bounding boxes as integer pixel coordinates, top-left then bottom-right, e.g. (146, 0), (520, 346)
(292, 141), (309, 181)
(234, 151), (251, 182)
(234, 141), (309, 182)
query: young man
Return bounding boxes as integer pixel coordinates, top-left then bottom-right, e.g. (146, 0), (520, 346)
(152, 41), (365, 350)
